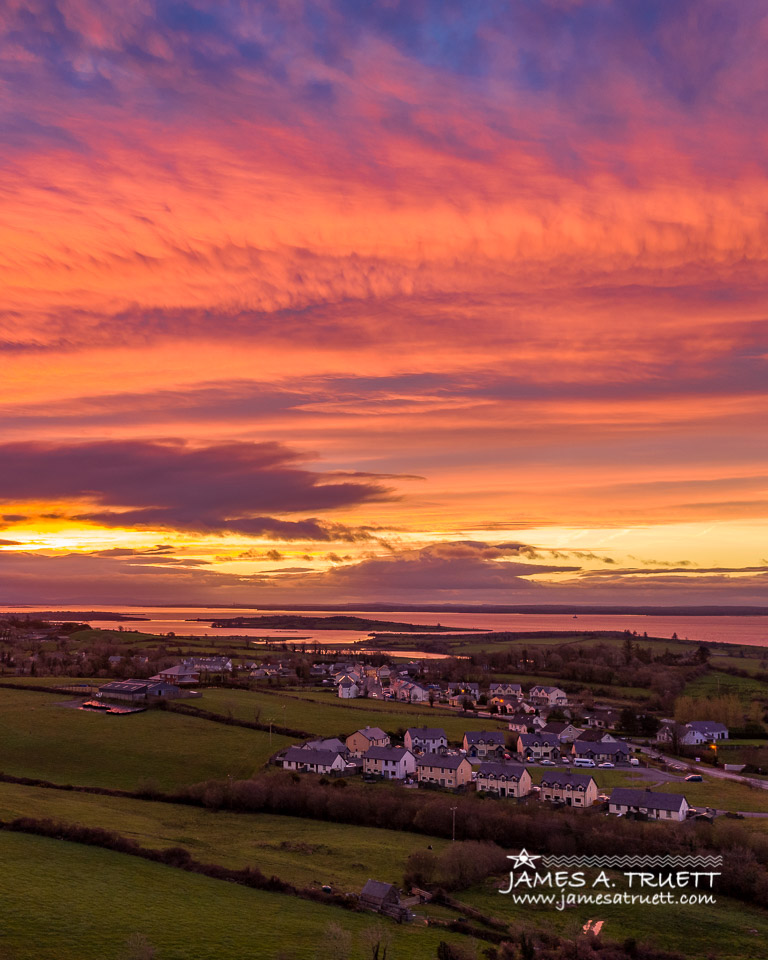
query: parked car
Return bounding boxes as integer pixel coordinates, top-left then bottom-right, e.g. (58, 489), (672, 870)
(598, 762), (615, 768)
(628, 757), (640, 766)
(685, 774), (703, 782)
(539, 759), (556, 766)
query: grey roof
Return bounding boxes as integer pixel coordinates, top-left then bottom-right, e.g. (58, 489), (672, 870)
(531, 686), (565, 694)
(361, 879), (396, 902)
(478, 762), (528, 779)
(157, 663), (198, 676)
(406, 727), (447, 740)
(519, 733), (560, 747)
(576, 729), (614, 742)
(490, 682), (521, 690)
(99, 680), (159, 694)
(416, 752), (468, 769)
(464, 731), (505, 744)
(283, 748), (344, 767)
(687, 721), (728, 734)
(302, 738), (346, 752)
(542, 722), (572, 734)
(610, 788), (686, 812)
(356, 726), (389, 740)
(364, 746), (411, 762)
(540, 772), (596, 789)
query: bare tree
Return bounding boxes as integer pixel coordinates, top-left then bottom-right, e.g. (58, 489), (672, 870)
(117, 933), (156, 960)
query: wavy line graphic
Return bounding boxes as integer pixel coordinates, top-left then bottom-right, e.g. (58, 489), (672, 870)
(541, 856), (722, 868)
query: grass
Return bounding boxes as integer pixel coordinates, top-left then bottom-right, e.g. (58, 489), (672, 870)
(0, 830), (462, 960)
(200, 686), (510, 741)
(0, 687), (292, 790)
(458, 873), (768, 960)
(709, 654), (768, 676)
(649, 775), (768, 813)
(682, 671), (768, 702)
(0, 779), (450, 892)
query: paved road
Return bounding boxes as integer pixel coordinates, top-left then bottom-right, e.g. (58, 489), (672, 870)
(632, 743), (768, 792)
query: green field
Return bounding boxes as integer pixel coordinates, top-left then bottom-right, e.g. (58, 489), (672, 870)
(0, 688), (292, 790)
(0, 779), (450, 892)
(200, 686), (510, 741)
(458, 873), (768, 960)
(682, 671), (768, 702)
(0, 830), (462, 960)
(649, 775), (768, 814)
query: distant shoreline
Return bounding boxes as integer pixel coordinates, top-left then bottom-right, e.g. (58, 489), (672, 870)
(2, 604), (767, 617)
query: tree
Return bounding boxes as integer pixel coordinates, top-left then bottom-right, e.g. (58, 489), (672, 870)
(117, 933), (156, 960)
(361, 923), (391, 960)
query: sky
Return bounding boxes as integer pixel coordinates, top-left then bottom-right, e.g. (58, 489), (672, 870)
(1, 0), (767, 606)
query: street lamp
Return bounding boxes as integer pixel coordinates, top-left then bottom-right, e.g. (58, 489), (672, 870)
(450, 805), (457, 842)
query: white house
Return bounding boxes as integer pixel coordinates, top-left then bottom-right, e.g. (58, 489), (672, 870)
(338, 678), (360, 699)
(489, 682), (522, 698)
(609, 787), (689, 822)
(542, 721), (581, 742)
(528, 685), (568, 707)
(363, 746), (417, 780)
(687, 721), (729, 742)
(282, 748), (348, 775)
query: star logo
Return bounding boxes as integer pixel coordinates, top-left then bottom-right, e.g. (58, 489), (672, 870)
(506, 848), (541, 869)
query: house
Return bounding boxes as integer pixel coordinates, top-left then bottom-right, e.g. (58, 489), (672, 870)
(338, 679), (360, 699)
(360, 880), (411, 921)
(687, 721), (729, 741)
(416, 753), (473, 789)
(363, 746), (417, 780)
(463, 731), (506, 759)
(528, 685), (568, 707)
(585, 708), (620, 729)
(507, 715), (533, 735)
(392, 678), (432, 703)
(542, 721), (581, 742)
(448, 692), (477, 709)
(447, 682), (480, 699)
(609, 787), (689, 822)
(572, 740), (629, 764)
(488, 695), (525, 714)
(151, 663), (199, 685)
(489, 682), (522, 698)
(539, 771), (598, 808)
(658, 720), (729, 745)
(476, 762), (532, 798)
(575, 729), (617, 744)
(281, 748), (348, 775)
(361, 678), (384, 699)
(186, 656), (232, 674)
(346, 726), (390, 757)
(517, 733), (561, 761)
(301, 737), (347, 754)
(405, 727), (448, 754)
(98, 679), (178, 701)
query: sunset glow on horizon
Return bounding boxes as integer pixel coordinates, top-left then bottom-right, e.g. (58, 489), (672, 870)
(1, 0), (767, 605)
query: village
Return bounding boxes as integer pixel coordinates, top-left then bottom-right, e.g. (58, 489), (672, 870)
(87, 654), (739, 826)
